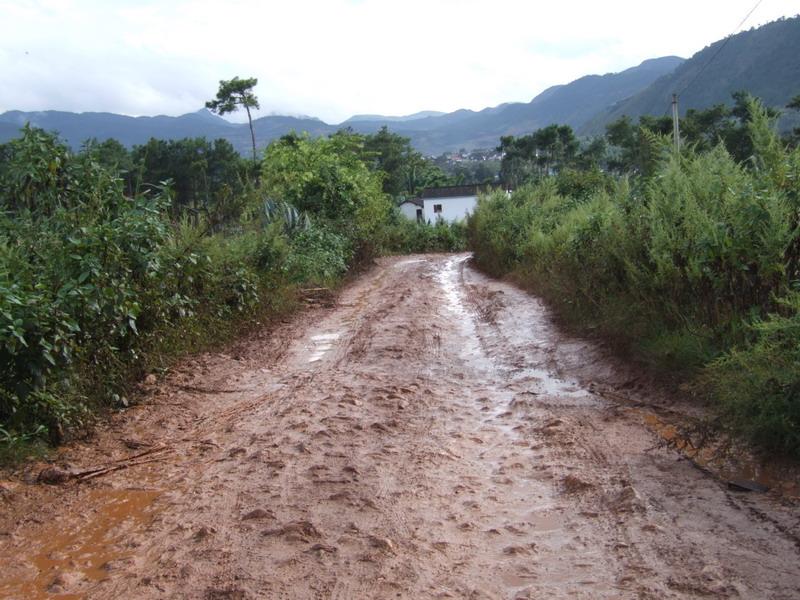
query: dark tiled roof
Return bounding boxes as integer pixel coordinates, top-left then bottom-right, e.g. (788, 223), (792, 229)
(420, 184), (503, 199)
(399, 198), (423, 207)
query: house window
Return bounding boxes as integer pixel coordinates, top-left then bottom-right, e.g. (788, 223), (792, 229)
(433, 204), (443, 214)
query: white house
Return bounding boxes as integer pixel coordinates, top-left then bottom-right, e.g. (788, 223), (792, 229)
(420, 186), (478, 223)
(398, 185), (507, 224)
(398, 198), (423, 221)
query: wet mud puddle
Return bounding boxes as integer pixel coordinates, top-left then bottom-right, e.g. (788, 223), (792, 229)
(0, 488), (160, 599)
(307, 332), (343, 363)
(439, 255), (594, 405)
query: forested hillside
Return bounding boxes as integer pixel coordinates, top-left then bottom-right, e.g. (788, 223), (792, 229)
(341, 57), (684, 153)
(584, 16), (800, 134)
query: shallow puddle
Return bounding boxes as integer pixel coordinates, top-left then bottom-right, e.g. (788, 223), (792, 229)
(307, 332), (342, 363)
(393, 258), (426, 266)
(436, 256), (486, 360)
(0, 487), (160, 599)
(522, 369), (590, 398)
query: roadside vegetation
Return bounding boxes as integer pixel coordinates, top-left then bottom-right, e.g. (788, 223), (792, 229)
(4, 82), (796, 462)
(0, 119), (464, 459)
(469, 95), (800, 457)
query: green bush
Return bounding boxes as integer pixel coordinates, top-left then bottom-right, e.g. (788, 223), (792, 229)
(0, 129), (296, 443)
(285, 227), (351, 285)
(700, 293), (800, 454)
(0, 128), (176, 436)
(382, 214), (467, 254)
(260, 132), (393, 263)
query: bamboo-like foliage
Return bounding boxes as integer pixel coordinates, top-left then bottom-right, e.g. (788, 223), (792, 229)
(468, 99), (800, 455)
(261, 199), (311, 235)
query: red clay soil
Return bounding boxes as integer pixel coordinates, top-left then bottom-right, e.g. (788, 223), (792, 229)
(1, 254), (799, 599)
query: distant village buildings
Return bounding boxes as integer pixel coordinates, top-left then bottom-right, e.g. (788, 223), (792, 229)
(432, 148), (504, 163)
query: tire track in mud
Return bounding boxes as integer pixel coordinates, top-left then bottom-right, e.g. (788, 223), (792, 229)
(453, 256), (800, 599)
(1, 254), (799, 599)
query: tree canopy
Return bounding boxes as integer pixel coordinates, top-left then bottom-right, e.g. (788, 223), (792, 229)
(498, 125), (579, 186)
(206, 76), (260, 163)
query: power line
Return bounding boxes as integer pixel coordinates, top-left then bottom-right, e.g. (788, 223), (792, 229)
(674, 0), (763, 99)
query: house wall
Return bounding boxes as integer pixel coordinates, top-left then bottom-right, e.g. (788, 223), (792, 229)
(423, 195), (477, 223)
(398, 202), (421, 220)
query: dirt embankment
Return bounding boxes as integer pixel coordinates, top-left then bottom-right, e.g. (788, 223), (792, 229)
(1, 254), (799, 599)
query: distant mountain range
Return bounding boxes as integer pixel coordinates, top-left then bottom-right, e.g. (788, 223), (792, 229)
(0, 108), (335, 155)
(1, 16), (798, 155)
(582, 15), (800, 134)
(343, 111), (446, 123)
(338, 56), (684, 153)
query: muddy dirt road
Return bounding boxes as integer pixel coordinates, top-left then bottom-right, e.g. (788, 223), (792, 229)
(2, 254), (800, 599)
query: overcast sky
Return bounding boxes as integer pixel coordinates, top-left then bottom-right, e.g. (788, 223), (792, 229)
(0, 0), (797, 124)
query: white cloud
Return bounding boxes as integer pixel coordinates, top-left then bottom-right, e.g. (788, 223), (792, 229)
(0, 0), (797, 123)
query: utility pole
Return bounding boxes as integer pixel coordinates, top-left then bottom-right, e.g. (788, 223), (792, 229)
(671, 93), (681, 153)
